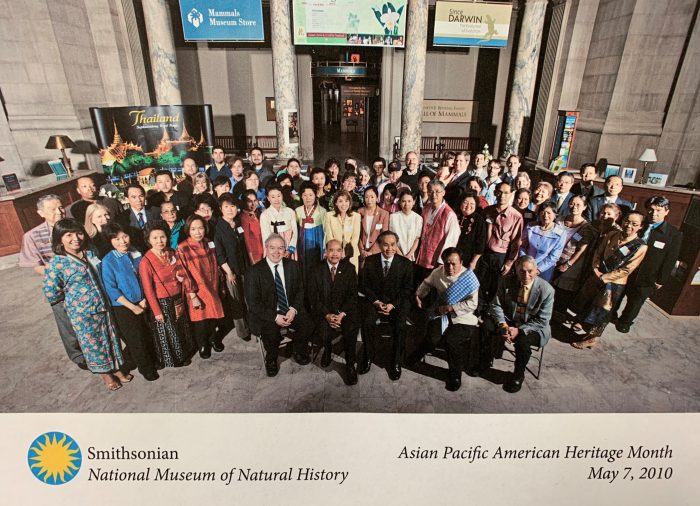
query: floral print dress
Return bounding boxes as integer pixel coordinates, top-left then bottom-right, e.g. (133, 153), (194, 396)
(43, 251), (123, 373)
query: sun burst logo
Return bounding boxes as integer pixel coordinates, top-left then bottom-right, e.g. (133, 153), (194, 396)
(28, 432), (82, 485)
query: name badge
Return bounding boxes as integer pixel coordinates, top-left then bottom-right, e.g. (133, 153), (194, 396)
(653, 241), (665, 249)
(170, 256), (177, 265)
(304, 222), (315, 229)
(176, 205), (180, 210)
(619, 246), (630, 256)
(375, 223), (383, 230)
(573, 232), (582, 242)
(485, 218), (493, 224)
(130, 251), (142, 259)
(237, 226), (244, 234)
(208, 241), (216, 249)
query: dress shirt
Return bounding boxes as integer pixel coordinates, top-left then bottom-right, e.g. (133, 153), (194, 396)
(483, 205), (524, 267)
(416, 265), (479, 326)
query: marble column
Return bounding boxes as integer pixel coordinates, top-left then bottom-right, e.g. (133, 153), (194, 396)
(141, 0), (181, 105)
(400, 0), (429, 159)
(270, 0), (300, 159)
(502, 0), (548, 158)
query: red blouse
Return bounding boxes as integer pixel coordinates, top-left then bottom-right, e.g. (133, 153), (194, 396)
(176, 238), (224, 322)
(139, 249), (192, 318)
(240, 211), (264, 264)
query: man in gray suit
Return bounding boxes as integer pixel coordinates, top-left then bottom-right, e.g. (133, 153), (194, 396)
(488, 256), (554, 393)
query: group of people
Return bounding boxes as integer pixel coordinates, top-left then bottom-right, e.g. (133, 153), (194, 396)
(20, 146), (682, 394)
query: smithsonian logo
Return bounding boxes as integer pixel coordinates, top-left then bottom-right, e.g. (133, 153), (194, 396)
(28, 432), (82, 485)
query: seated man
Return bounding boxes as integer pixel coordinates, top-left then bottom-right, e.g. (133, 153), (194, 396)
(487, 255), (554, 393)
(307, 239), (360, 385)
(359, 230), (413, 380)
(412, 248), (480, 392)
(244, 234), (312, 377)
(19, 194), (86, 370)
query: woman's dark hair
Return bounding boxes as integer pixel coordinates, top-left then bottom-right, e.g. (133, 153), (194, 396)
(569, 194), (588, 209)
(324, 157), (341, 172)
(363, 185), (379, 198)
(332, 189), (355, 216)
(51, 218), (88, 255)
(266, 182), (284, 196)
(184, 214), (207, 238)
(397, 188), (415, 202)
(276, 172), (293, 185)
(299, 181), (317, 196)
(466, 176), (484, 191)
(459, 191), (479, 210)
(515, 188), (532, 199)
(212, 175), (230, 189)
(218, 192), (238, 207)
(382, 183), (398, 199)
(538, 201), (558, 216)
(286, 157), (301, 168)
(342, 171), (357, 183)
(145, 221), (171, 248)
(101, 222), (128, 244)
(193, 192), (219, 217)
(309, 167), (329, 186)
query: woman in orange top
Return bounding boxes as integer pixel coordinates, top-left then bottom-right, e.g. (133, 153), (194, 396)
(177, 215), (225, 359)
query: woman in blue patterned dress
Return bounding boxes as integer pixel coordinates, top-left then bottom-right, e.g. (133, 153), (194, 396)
(42, 219), (128, 391)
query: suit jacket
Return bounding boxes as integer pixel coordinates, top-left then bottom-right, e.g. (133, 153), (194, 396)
(445, 171), (470, 210)
(116, 207), (160, 253)
(244, 257), (305, 334)
(572, 182), (605, 201)
(585, 194), (633, 222)
(308, 260), (358, 324)
(359, 253), (413, 317)
(358, 206), (390, 255)
(552, 191), (574, 218)
(489, 275), (554, 347)
(632, 221), (683, 287)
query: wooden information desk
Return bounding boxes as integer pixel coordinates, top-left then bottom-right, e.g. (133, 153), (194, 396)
(537, 169), (699, 317)
(0, 172), (88, 256)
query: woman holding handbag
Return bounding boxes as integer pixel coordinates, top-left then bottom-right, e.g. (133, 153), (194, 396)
(139, 222), (195, 368)
(570, 211), (647, 348)
(177, 215), (225, 359)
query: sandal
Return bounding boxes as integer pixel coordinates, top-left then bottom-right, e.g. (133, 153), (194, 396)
(117, 373), (134, 383)
(571, 337), (597, 349)
(105, 381), (122, 391)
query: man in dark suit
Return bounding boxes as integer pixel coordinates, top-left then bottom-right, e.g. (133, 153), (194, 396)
(487, 256), (554, 393)
(244, 234), (312, 377)
(616, 196), (683, 333)
(585, 175), (633, 222)
(552, 171), (575, 218)
(572, 163), (604, 201)
(359, 230), (413, 380)
(116, 183), (159, 252)
(147, 170), (193, 219)
(445, 151), (471, 211)
(308, 239), (360, 385)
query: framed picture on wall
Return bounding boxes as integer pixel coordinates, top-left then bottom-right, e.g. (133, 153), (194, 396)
(621, 167), (637, 183)
(604, 164), (621, 179)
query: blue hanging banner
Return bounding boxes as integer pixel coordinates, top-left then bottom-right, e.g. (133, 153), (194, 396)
(179, 0), (264, 41)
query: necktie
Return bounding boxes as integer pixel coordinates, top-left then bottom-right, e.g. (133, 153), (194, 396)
(330, 265), (336, 282)
(642, 224), (653, 243)
(557, 194), (565, 211)
(274, 264), (289, 314)
(137, 211), (145, 229)
(383, 260), (390, 277)
(516, 285), (529, 324)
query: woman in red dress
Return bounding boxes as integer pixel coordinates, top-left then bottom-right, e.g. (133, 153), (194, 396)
(177, 215), (225, 359)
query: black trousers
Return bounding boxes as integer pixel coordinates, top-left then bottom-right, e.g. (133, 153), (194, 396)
(512, 331), (541, 379)
(478, 250), (507, 307)
(191, 318), (217, 348)
(112, 305), (157, 377)
(619, 284), (656, 326)
(361, 304), (407, 366)
(423, 319), (480, 379)
(317, 316), (359, 365)
(50, 301), (85, 367)
(259, 311), (312, 363)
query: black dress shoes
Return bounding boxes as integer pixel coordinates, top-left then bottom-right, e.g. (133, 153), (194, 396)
(211, 339), (225, 352)
(503, 375), (524, 393)
(357, 357), (372, 375)
(143, 372), (160, 381)
(346, 365), (358, 386)
(465, 367), (480, 378)
(294, 352), (311, 366)
(388, 363), (402, 381)
(199, 345), (211, 359)
(320, 348), (332, 367)
(615, 322), (631, 333)
(240, 334), (251, 342)
(265, 360), (279, 377)
(446, 376), (461, 392)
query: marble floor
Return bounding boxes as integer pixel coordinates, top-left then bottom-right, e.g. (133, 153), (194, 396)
(0, 263), (698, 413)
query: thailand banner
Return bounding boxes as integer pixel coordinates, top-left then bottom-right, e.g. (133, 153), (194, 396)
(433, 1), (512, 48)
(179, 0), (265, 41)
(90, 105), (214, 186)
